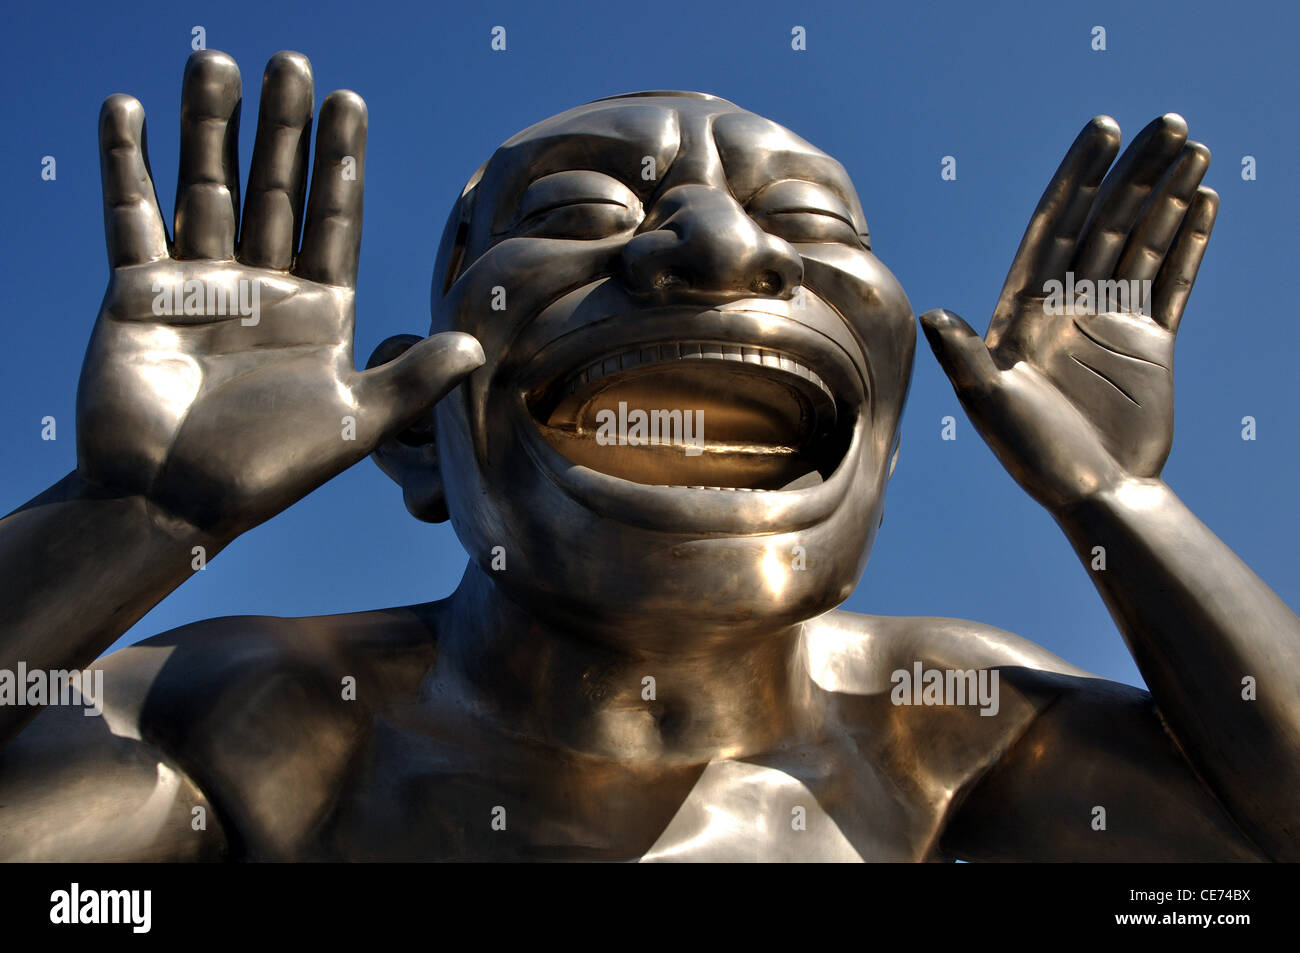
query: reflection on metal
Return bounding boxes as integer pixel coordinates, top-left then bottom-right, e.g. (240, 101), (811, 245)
(0, 51), (1296, 862)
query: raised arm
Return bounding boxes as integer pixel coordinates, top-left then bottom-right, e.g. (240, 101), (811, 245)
(923, 114), (1300, 859)
(0, 50), (482, 748)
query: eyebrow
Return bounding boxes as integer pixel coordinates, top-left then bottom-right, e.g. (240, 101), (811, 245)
(711, 115), (867, 234)
(479, 104), (870, 245)
(722, 149), (862, 220)
(500, 139), (860, 224)
(486, 107), (683, 234)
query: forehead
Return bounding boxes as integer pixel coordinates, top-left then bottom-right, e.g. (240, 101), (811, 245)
(474, 95), (867, 235)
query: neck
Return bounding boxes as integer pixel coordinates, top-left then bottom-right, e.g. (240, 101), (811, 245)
(437, 562), (816, 764)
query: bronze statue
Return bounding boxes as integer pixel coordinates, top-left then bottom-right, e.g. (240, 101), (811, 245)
(0, 50), (1294, 861)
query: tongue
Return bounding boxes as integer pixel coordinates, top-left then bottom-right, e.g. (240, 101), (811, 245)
(535, 358), (838, 490)
(778, 471), (825, 491)
(545, 359), (835, 447)
(534, 421), (823, 489)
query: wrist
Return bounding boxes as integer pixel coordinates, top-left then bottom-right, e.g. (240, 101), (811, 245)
(1051, 473), (1172, 537)
(65, 469), (233, 555)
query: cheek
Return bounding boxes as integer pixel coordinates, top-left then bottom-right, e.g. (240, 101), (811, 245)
(435, 236), (628, 340)
(798, 247), (915, 449)
(797, 245), (909, 324)
(434, 235), (633, 477)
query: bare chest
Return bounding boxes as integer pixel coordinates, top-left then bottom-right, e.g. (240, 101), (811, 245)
(303, 711), (945, 862)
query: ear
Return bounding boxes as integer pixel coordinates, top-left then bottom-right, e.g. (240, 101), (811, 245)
(879, 435), (901, 530)
(432, 160), (487, 301)
(366, 334), (449, 523)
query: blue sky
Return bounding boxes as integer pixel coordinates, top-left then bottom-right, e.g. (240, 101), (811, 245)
(2, 0), (1297, 688)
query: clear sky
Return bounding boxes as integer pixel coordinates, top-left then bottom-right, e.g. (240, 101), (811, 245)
(2, 0), (1297, 689)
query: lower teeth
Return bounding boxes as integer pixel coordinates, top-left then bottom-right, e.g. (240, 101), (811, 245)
(657, 485), (764, 492)
(652, 471), (825, 492)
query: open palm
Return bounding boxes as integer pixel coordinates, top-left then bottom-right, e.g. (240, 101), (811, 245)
(922, 114), (1217, 509)
(77, 51), (481, 536)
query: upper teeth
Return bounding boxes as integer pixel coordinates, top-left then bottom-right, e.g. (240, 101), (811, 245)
(561, 341), (833, 403)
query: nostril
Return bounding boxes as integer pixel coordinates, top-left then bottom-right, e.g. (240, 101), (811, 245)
(653, 270), (688, 292)
(750, 270), (783, 296)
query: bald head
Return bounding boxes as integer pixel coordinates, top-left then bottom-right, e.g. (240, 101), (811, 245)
(435, 93), (871, 293)
(370, 92), (917, 636)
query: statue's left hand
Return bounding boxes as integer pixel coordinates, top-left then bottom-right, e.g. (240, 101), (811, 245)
(920, 115), (1217, 510)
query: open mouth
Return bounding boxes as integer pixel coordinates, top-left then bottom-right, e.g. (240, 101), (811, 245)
(525, 339), (854, 491)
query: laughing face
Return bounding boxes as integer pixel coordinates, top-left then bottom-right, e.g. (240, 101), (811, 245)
(400, 93), (915, 643)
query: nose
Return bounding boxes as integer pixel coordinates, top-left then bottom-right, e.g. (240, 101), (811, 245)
(620, 185), (804, 303)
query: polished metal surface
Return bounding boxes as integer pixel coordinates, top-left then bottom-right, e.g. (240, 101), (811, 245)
(0, 51), (1296, 861)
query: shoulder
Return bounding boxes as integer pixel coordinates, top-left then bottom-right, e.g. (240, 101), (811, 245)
(801, 607), (1154, 737)
(800, 609), (1149, 853)
(94, 601), (446, 858)
(120, 602), (443, 715)
(87, 602), (445, 745)
(803, 608), (1163, 717)
(802, 608), (1096, 693)
(801, 606), (1158, 752)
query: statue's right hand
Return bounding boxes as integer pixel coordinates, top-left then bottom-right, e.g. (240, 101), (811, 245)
(81, 51), (482, 536)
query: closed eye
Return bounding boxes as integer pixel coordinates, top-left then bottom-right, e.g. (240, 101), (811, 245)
(745, 180), (864, 247)
(750, 207), (861, 246)
(507, 170), (643, 240)
(518, 197), (628, 227)
(761, 207), (858, 230)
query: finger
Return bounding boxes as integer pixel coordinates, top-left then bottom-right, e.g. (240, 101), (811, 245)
(994, 116), (1120, 323)
(296, 90), (367, 287)
(1072, 113), (1188, 280)
(920, 309), (1000, 395)
(240, 51), (314, 269)
(173, 50), (242, 260)
(1115, 141), (1211, 287)
(98, 94), (170, 267)
(1151, 187), (1218, 332)
(355, 331), (485, 438)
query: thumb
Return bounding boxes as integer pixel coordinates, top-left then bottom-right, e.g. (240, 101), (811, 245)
(357, 331), (485, 436)
(919, 309), (998, 394)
